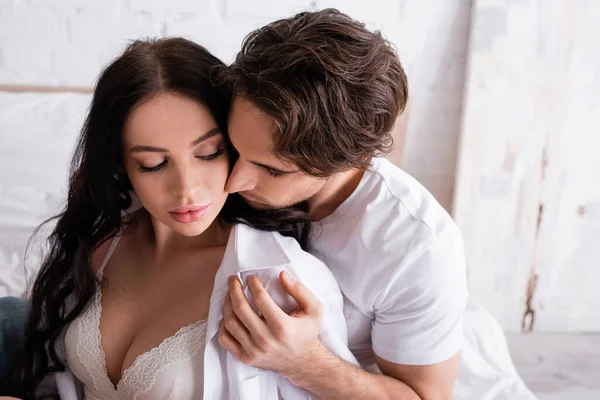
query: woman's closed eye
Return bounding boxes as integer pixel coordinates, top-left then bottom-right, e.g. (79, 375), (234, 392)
(138, 159), (167, 173)
(137, 148), (226, 173)
(196, 147), (225, 161)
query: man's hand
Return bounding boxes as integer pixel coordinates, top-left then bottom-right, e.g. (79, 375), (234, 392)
(218, 271), (325, 375)
(217, 271), (456, 400)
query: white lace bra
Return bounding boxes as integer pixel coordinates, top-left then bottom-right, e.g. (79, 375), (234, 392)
(63, 235), (208, 400)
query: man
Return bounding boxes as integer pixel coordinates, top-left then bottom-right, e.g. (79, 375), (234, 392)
(217, 9), (467, 399)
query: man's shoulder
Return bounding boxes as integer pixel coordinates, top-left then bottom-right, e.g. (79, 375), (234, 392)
(355, 158), (457, 244)
(317, 159), (466, 309)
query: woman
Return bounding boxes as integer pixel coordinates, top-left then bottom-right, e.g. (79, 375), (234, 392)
(7, 38), (355, 399)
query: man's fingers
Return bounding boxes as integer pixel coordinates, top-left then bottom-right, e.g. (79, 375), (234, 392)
(222, 287), (256, 349)
(279, 271), (324, 318)
(247, 275), (288, 327)
(223, 294), (234, 319)
(221, 313), (254, 350)
(228, 275), (269, 335)
(218, 322), (243, 359)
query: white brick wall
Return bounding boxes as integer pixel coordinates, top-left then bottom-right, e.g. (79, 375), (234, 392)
(0, 92), (91, 295)
(0, 1), (471, 95)
(0, 0), (472, 295)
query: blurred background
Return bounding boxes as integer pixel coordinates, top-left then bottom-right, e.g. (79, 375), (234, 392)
(0, 1), (599, 399)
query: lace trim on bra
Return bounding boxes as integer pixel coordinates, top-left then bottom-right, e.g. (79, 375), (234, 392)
(120, 318), (207, 398)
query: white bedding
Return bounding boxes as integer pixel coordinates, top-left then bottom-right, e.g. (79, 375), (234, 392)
(456, 298), (537, 399)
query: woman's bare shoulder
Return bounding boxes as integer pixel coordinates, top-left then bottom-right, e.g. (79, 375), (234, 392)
(91, 238), (113, 274)
(90, 209), (146, 273)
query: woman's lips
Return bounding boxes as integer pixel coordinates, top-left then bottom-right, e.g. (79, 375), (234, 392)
(168, 205), (209, 224)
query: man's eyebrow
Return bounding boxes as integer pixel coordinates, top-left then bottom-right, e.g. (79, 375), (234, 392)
(249, 161), (296, 174)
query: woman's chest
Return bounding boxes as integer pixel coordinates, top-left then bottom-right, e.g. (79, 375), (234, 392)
(98, 251), (221, 388)
(65, 295), (208, 399)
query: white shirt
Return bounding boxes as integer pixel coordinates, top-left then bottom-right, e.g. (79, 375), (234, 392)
(309, 158), (538, 400)
(310, 157), (469, 368)
(54, 223), (358, 399)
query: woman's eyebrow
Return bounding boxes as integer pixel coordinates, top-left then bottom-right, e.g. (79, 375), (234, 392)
(129, 128), (221, 153)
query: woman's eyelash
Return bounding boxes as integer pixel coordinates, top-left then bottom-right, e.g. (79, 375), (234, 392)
(196, 148), (225, 161)
(138, 148), (225, 173)
(138, 160), (167, 173)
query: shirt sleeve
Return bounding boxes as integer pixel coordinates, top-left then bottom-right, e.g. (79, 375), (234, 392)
(318, 294), (360, 367)
(371, 223), (468, 366)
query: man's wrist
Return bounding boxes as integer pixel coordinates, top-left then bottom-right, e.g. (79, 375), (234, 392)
(283, 339), (334, 386)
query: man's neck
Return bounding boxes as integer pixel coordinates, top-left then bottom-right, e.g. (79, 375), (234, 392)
(307, 168), (365, 222)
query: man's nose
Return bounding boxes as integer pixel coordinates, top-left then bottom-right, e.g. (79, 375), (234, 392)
(225, 160), (257, 194)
